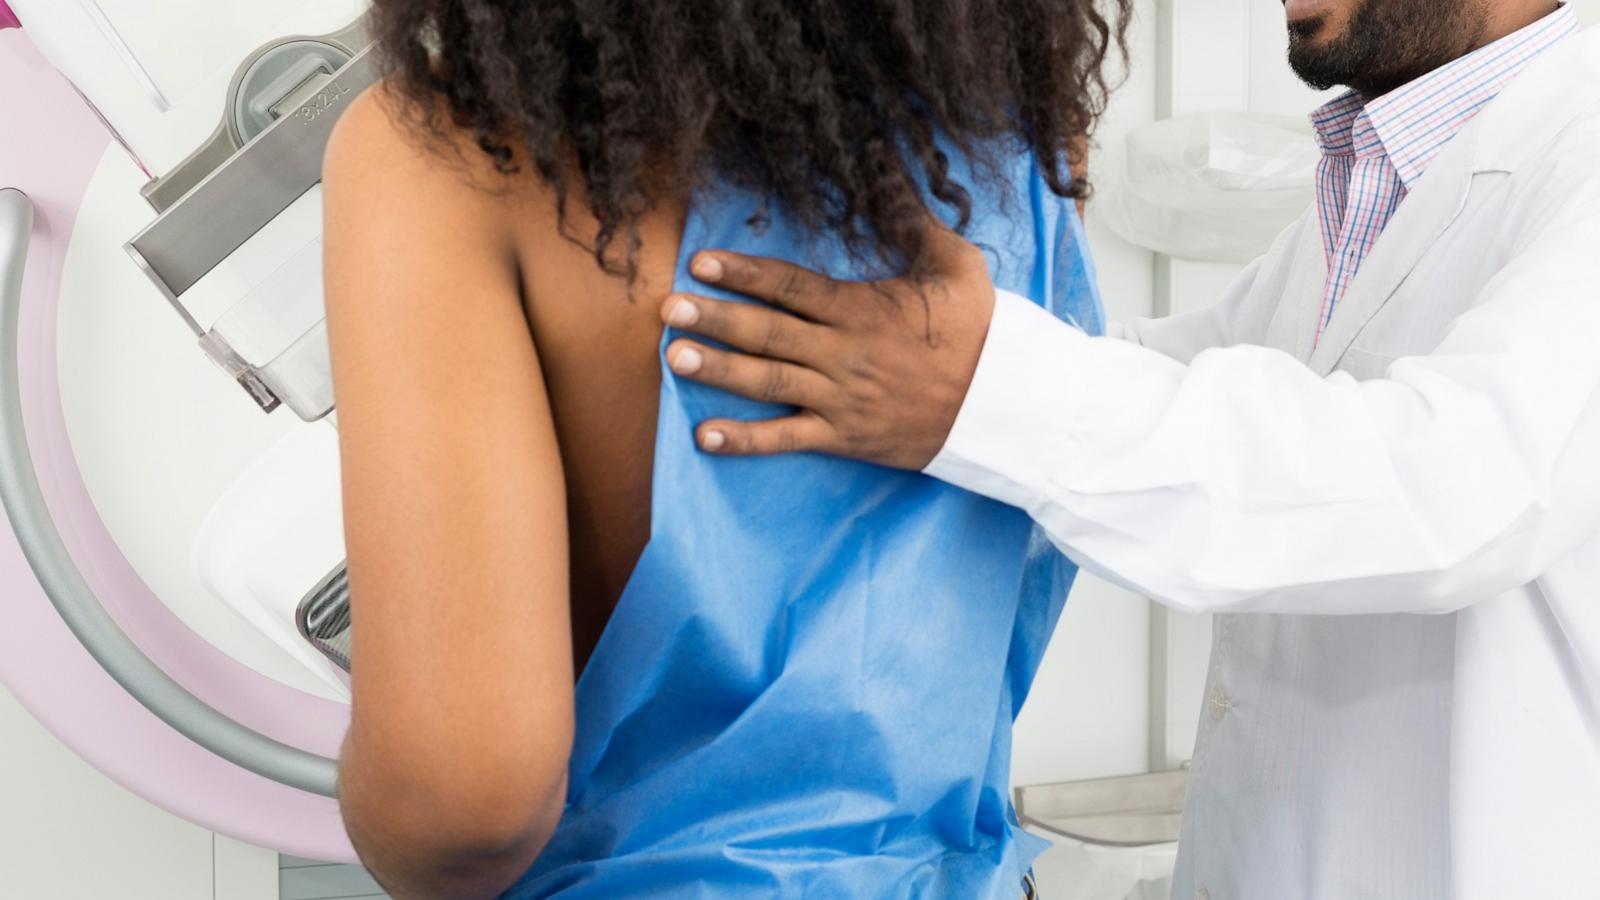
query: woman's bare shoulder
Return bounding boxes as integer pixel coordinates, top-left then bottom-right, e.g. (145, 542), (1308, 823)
(322, 80), (558, 247)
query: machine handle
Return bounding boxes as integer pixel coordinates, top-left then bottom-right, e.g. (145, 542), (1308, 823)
(126, 43), (381, 305)
(0, 187), (340, 797)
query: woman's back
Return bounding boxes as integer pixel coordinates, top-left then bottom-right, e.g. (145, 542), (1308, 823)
(502, 187), (681, 674)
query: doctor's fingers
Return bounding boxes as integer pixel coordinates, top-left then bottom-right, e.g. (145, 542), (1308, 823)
(661, 293), (829, 367)
(688, 251), (846, 323)
(666, 339), (836, 408)
(694, 412), (838, 458)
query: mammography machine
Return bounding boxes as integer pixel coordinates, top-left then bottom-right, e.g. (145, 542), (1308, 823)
(1, 0), (372, 861)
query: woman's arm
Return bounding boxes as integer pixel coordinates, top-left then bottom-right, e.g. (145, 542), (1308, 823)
(322, 87), (573, 899)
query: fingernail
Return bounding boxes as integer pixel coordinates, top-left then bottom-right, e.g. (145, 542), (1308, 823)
(692, 255), (724, 283)
(666, 298), (700, 326)
(702, 430), (726, 451)
(669, 346), (703, 374)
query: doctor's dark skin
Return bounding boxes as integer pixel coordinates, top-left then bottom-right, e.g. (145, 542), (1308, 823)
(664, 227), (996, 471)
(661, 0), (1560, 469)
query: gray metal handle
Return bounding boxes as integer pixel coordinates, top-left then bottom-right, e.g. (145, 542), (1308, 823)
(0, 187), (339, 797)
(140, 16), (373, 213)
(127, 43), (381, 307)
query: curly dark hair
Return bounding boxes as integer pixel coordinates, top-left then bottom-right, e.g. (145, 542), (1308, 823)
(370, 0), (1131, 277)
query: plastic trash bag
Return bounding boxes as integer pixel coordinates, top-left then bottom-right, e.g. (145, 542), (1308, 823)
(1094, 111), (1320, 263)
(1028, 830), (1178, 900)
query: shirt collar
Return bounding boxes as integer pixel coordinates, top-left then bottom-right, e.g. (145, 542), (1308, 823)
(1310, 92), (1367, 157)
(1310, 3), (1579, 188)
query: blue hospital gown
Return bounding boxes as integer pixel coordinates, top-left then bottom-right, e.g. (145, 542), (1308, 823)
(506, 141), (1104, 898)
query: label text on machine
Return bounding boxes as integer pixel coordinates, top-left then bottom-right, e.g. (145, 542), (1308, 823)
(298, 80), (354, 126)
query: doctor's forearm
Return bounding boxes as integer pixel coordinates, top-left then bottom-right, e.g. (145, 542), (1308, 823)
(928, 288), (1600, 616)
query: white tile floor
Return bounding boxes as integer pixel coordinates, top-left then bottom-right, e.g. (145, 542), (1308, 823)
(278, 856), (387, 900)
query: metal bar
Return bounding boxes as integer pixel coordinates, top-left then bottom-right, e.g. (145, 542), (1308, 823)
(126, 44), (381, 309)
(1148, 0), (1178, 774)
(0, 188), (339, 797)
(1014, 770), (1188, 847)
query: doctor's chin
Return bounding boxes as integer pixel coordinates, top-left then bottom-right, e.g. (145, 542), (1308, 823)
(2, 1), (1598, 899)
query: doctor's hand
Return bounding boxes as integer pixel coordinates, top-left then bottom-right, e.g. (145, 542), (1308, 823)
(659, 228), (995, 471)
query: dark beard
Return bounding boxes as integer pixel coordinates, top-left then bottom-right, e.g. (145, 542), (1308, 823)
(1287, 0), (1491, 97)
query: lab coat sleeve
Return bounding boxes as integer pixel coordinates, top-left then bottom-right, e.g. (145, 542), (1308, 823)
(1106, 253), (1267, 361)
(926, 198), (1600, 616)
(1105, 216), (1305, 361)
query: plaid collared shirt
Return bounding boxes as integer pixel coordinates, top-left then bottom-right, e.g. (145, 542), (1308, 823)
(1309, 3), (1579, 343)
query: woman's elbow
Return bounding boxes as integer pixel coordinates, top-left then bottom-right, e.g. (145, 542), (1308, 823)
(339, 745), (570, 898)
(413, 768), (568, 862)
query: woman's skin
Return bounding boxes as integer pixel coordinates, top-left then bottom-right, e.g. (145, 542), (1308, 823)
(322, 84), (680, 900)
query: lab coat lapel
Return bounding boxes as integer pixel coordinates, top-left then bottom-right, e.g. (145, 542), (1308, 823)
(1306, 133), (1477, 376)
(1287, 221), (1332, 364)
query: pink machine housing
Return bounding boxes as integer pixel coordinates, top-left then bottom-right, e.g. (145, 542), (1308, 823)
(0, 0), (375, 860)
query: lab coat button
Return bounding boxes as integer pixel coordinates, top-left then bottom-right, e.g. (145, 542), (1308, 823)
(1208, 686), (1233, 721)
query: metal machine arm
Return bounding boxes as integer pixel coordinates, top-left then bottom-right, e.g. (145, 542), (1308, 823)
(0, 187), (339, 797)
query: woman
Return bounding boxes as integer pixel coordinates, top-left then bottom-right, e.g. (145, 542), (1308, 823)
(322, 1), (1126, 897)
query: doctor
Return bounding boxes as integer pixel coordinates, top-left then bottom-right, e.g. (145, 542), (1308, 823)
(656, 1), (1600, 897)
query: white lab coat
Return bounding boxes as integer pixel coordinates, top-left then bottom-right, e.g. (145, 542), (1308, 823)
(928, 26), (1600, 900)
